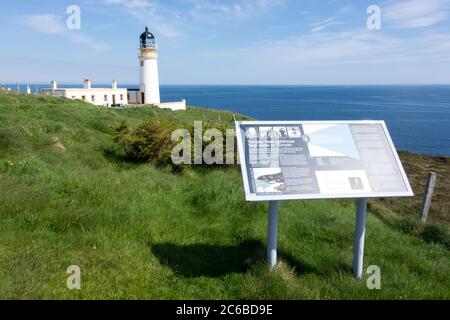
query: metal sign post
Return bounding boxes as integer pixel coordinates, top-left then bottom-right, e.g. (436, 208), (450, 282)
(267, 201), (279, 269)
(266, 198), (369, 278)
(353, 198), (368, 279)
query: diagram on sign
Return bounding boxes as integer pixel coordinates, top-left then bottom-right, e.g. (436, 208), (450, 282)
(303, 124), (360, 159)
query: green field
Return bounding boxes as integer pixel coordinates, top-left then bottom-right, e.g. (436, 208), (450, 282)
(0, 92), (449, 299)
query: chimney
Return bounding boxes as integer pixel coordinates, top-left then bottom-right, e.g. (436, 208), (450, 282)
(84, 78), (91, 89)
(112, 80), (117, 89)
(51, 80), (57, 90)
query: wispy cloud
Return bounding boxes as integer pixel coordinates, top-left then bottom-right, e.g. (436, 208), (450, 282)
(310, 17), (344, 33)
(189, 0), (285, 21)
(22, 14), (65, 34)
(102, 0), (285, 38)
(69, 33), (112, 52)
(103, 0), (179, 38)
(338, 5), (356, 15)
(20, 14), (111, 51)
(200, 26), (450, 68)
(384, 0), (450, 28)
(104, 0), (152, 9)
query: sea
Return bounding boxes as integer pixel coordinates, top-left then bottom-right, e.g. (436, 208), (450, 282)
(7, 84), (450, 157)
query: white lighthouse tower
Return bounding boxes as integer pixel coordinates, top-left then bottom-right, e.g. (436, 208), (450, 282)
(139, 27), (160, 105)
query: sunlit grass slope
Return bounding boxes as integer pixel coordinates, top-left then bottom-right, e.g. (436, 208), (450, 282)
(0, 92), (449, 299)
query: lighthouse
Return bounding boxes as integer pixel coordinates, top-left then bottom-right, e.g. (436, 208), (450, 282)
(139, 26), (160, 105)
(41, 27), (186, 110)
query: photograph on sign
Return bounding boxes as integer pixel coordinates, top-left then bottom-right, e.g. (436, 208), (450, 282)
(236, 121), (413, 201)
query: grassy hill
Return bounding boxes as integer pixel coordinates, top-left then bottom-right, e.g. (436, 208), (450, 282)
(0, 92), (449, 299)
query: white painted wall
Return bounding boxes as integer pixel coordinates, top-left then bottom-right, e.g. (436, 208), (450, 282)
(140, 55), (160, 105)
(42, 88), (128, 107)
(158, 99), (186, 111)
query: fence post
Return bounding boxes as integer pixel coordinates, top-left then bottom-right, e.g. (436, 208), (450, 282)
(420, 172), (437, 223)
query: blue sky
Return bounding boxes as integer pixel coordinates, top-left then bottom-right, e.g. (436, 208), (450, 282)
(1, 0), (450, 85)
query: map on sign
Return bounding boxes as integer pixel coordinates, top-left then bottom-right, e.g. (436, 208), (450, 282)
(236, 121), (413, 201)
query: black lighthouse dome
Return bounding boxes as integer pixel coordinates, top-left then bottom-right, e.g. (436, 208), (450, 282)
(140, 26), (156, 48)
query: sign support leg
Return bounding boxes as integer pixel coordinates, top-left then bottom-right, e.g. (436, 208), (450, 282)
(353, 198), (368, 279)
(267, 201), (279, 269)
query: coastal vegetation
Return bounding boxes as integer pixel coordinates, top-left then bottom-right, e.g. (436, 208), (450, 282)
(111, 118), (238, 173)
(0, 92), (448, 299)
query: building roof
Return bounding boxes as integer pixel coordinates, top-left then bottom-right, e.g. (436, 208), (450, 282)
(140, 26), (156, 48)
(140, 26), (155, 41)
(42, 88), (127, 92)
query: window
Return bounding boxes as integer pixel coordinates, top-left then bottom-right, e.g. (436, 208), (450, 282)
(71, 96), (76, 99)
(141, 61), (144, 67)
(82, 96), (86, 101)
(120, 94), (123, 101)
(91, 95), (95, 102)
(104, 95), (108, 102)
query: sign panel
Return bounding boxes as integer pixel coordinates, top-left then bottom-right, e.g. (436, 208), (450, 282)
(236, 121), (413, 202)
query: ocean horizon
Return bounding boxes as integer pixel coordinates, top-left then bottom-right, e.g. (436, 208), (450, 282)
(6, 84), (450, 157)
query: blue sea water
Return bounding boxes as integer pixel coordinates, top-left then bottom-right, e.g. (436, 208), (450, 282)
(160, 85), (450, 157)
(7, 84), (450, 156)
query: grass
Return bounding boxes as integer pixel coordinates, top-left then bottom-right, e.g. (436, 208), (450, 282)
(0, 92), (449, 299)
(367, 152), (450, 250)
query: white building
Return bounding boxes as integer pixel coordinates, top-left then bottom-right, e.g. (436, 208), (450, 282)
(42, 27), (186, 111)
(42, 79), (128, 107)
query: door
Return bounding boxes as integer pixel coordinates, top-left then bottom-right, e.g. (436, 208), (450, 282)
(112, 95), (116, 105)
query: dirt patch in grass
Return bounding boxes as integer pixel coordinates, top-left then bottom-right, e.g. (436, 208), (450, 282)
(51, 136), (65, 151)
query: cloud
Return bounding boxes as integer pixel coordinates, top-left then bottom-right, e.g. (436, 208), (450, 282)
(199, 26), (450, 69)
(310, 17), (344, 33)
(69, 33), (111, 52)
(384, 0), (450, 28)
(259, 30), (404, 64)
(339, 5), (356, 15)
(104, 0), (152, 9)
(189, 0), (285, 21)
(102, 0), (285, 38)
(22, 14), (65, 34)
(19, 14), (111, 52)
(103, 0), (179, 38)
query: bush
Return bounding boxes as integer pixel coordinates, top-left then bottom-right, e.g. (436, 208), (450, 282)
(186, 121), (238, 167)
(111, 119), (238, 173)
(112, 119), (183, 172)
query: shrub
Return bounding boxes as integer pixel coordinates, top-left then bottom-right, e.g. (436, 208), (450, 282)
(111, 119), (238, 173)
(186, 121), (238, 167)
(112, 119), (183, 172)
